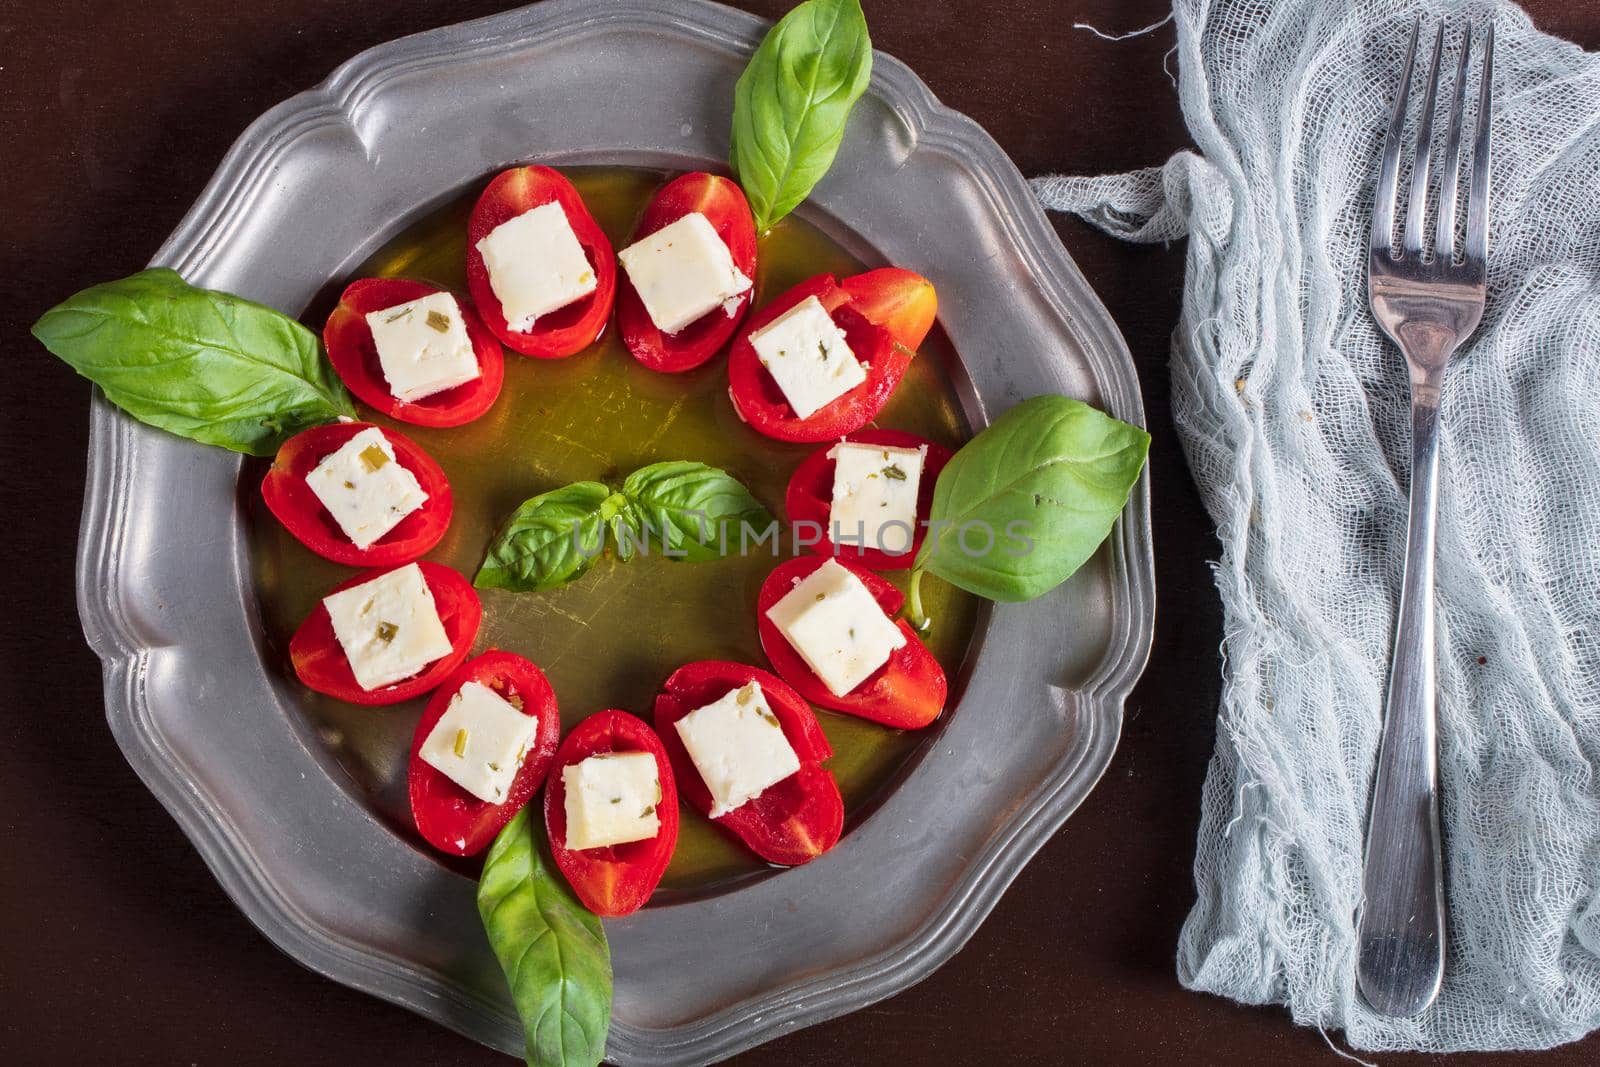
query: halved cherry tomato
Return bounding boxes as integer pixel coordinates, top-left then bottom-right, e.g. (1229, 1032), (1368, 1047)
(289, 562), (482, 707)
(653, 661), (842, 867)
(756, 556), (947, 729)
(544, 710), (679, 916)
(727, 270), (934, 442)
(407, 651), (561, 857)
(324, 277), (505, 427)
(784, 429), (954, 570)
(260, 422), (452, 568)
(840, 268), (938, 352)
(616, 172), (757, 372)
(466, 165), (615, 358)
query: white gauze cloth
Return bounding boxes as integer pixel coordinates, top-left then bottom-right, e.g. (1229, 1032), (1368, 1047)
(1032, 0), (1600, 1053)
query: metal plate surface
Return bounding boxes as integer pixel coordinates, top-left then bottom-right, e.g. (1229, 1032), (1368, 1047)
(75, 1), (1154, 1062)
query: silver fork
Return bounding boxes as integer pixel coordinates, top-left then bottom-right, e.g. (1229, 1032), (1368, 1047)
(1357, 19), (1493, 1017)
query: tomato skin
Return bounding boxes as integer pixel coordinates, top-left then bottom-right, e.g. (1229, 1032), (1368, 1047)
(465, 165), (615, 358)
(407, 651), (561, 857)
(289, 562), (482, 707)
(616, 173), (758, 373)
(324, 277), (505, 427)
(260, 422), (452, 567)
(839, 267), (938, 351)
(783, 429), (954, 571)
(653, 661), (842, 867)
(756, 557), (947, 729)
(726, 274), (914, 443)
(544, 710), (680, 916)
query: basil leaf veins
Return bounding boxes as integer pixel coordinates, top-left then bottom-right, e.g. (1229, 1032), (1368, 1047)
(476, 462), (770, 593)
(475, 482), (622, 593)
(621, 460), (773, 563)
(730, 0), (872, 232)
(32, 268), (354, 456)
(479, 809), (611, 1067)
(912, 395), (1149, 609)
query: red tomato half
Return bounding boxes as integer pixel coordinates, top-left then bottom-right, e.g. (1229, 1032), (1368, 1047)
(784, 429), (954, 570)
(324, 277), (505, 427)
(727, 271), (932, 442)
(544, 710), (680, 916)
(407, 651), (561, 857)
(466, 165), (615, 358)
(839, 267), (938, 352)
(289, 562), (482, 707)
(653, 661), (842, 867)
(616, 173), (757, 372)
(756, 556), (947, 729)
(260, 422), (452, 567)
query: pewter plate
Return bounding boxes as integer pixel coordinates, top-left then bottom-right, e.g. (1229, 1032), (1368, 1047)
(75, 1), (1154, 1062)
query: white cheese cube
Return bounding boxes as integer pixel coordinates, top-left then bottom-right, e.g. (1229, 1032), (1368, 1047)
(365, 291), (481, 402)
(764, 559), (907, 698)
(475, 201), (598, 331)
(747, 295), (865, 419)
(561, 751), (662, 850)
(303, 427), (428, 549)
(418, 681), (539, 804)
(321, 563), (454, 691)
(829, 441), (927, 554)
(673, 682), (802, 817)
(617, 212), (752, 334)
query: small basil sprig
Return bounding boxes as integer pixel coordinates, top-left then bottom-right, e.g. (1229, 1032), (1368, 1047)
(730, 0), (872, 233)
(32, 268), (354, 456)
(479, 809), (611, 1067)
(477, 460), (771, 592)
(908, 395), (1149, 626)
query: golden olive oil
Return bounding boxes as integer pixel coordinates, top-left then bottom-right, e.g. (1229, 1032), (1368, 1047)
(247, 167), (981, 892)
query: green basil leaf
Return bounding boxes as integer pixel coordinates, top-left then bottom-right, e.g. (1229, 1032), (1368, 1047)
(476, 483), (624, 592)
(478, 809), (611, 1067)
(608, 495), (644, 564)
(915, 395), (1149, 602)
(31, 268), (354, 456)
(620, 460), (773, 563)
(729, 0), (872, 232)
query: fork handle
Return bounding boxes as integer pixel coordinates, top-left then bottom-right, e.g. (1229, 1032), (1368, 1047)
(1357, 392), (1447, 1016)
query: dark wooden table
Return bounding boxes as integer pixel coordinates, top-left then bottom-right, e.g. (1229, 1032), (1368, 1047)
(4, 1), (1596, 1063)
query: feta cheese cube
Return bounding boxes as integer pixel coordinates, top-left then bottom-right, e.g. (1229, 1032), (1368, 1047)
(673, 682), (802, 817)
(365, 291), (481, 402)
(829, 441), (927, 555)
(475, 200), (598, 331)
(303, 427), (429, 550)
(561, 751), (662, 850)
(321, 563), (454, 691)
(617, 212), (752, 334)
(747, 295), (865, 419)
(764, 559), (907, 698)
(418, 681), (539, 804)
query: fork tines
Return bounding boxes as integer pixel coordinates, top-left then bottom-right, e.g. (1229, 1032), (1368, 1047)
(1370, 19), (1495, 268)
